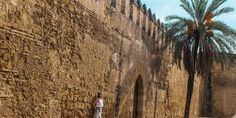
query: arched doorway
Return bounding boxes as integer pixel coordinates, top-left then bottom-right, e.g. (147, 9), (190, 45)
(133, 75), (144, 118)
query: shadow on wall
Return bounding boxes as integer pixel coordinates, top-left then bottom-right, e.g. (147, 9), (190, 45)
(88, 95), (97, 118)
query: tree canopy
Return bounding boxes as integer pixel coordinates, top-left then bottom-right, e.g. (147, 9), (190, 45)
(165, 0), (236, 76)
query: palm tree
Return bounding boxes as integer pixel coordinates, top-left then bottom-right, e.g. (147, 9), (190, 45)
(164, 0), (236, 118)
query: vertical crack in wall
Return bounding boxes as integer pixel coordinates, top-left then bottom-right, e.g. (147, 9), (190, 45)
(115, 33), (123, 117)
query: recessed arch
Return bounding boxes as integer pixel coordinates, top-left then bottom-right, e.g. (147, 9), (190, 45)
(117, 63), (148, 118)
(133, 75), (144, 118)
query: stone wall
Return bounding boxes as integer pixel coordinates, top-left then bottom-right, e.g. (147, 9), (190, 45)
(0, 0), (201, 118)
(212, 56), (236, 118)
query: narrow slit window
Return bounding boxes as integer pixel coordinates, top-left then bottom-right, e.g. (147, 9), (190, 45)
(129, 0), (133, 20)
(121, 0), (125, 14)
(111, 0), (116, 8)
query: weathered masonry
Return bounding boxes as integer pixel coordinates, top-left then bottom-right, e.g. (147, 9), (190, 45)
(0, 0), (235, 118)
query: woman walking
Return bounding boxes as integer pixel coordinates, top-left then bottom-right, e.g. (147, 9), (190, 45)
(93, 92), (104, 118)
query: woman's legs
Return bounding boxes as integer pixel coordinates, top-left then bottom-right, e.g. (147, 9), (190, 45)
(96, 107), (102, 118)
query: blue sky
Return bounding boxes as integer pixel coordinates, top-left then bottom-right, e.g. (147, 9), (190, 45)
(142, 0), (236, 28)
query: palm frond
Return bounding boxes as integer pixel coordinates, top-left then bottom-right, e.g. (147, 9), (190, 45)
(196, 38), (214, 75)
(212, 20), (236, 36)
(180, 0), (196, 20)
(195, 0), (208, 22)
(213, 7), (234, 17)
(214, 33), (236, 53)
(165, 19), (189, 45)
(207, 0), (227, 13)
(183, 37), (194, 74)
(212, 37), (230, 53)
(165, 15), (192, 22)
(208, 38), (229, 65)
(172, 41), (185, 68)
(209, 38), (223, 52)
(190, 0), (198, 10)
(173, 30), (187, 40)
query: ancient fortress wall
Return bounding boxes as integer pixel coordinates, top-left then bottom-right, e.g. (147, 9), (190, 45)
(0, 0), (201, 117)
(211, 57), (236, 118)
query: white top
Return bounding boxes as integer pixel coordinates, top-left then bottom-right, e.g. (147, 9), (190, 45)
(96, 98), (104, 107)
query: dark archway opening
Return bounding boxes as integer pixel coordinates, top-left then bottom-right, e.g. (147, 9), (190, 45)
(133, 75), (144, 118)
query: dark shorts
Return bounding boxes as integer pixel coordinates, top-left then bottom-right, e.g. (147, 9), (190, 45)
(96, 107), (102, 113)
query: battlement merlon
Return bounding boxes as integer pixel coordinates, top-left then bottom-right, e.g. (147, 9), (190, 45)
(78, 0), (164, 40)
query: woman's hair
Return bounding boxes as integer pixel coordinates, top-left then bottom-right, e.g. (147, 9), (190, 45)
(97, 92), (102, 98)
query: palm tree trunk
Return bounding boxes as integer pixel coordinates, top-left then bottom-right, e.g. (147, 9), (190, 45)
(200, 72), (213, 116)
(184, 73), (195, 118)
(183, 30), (202, 118)
(206, 72), (213, 116)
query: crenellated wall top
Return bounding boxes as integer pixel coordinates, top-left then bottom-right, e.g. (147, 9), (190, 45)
(78, 0), (165, 39)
